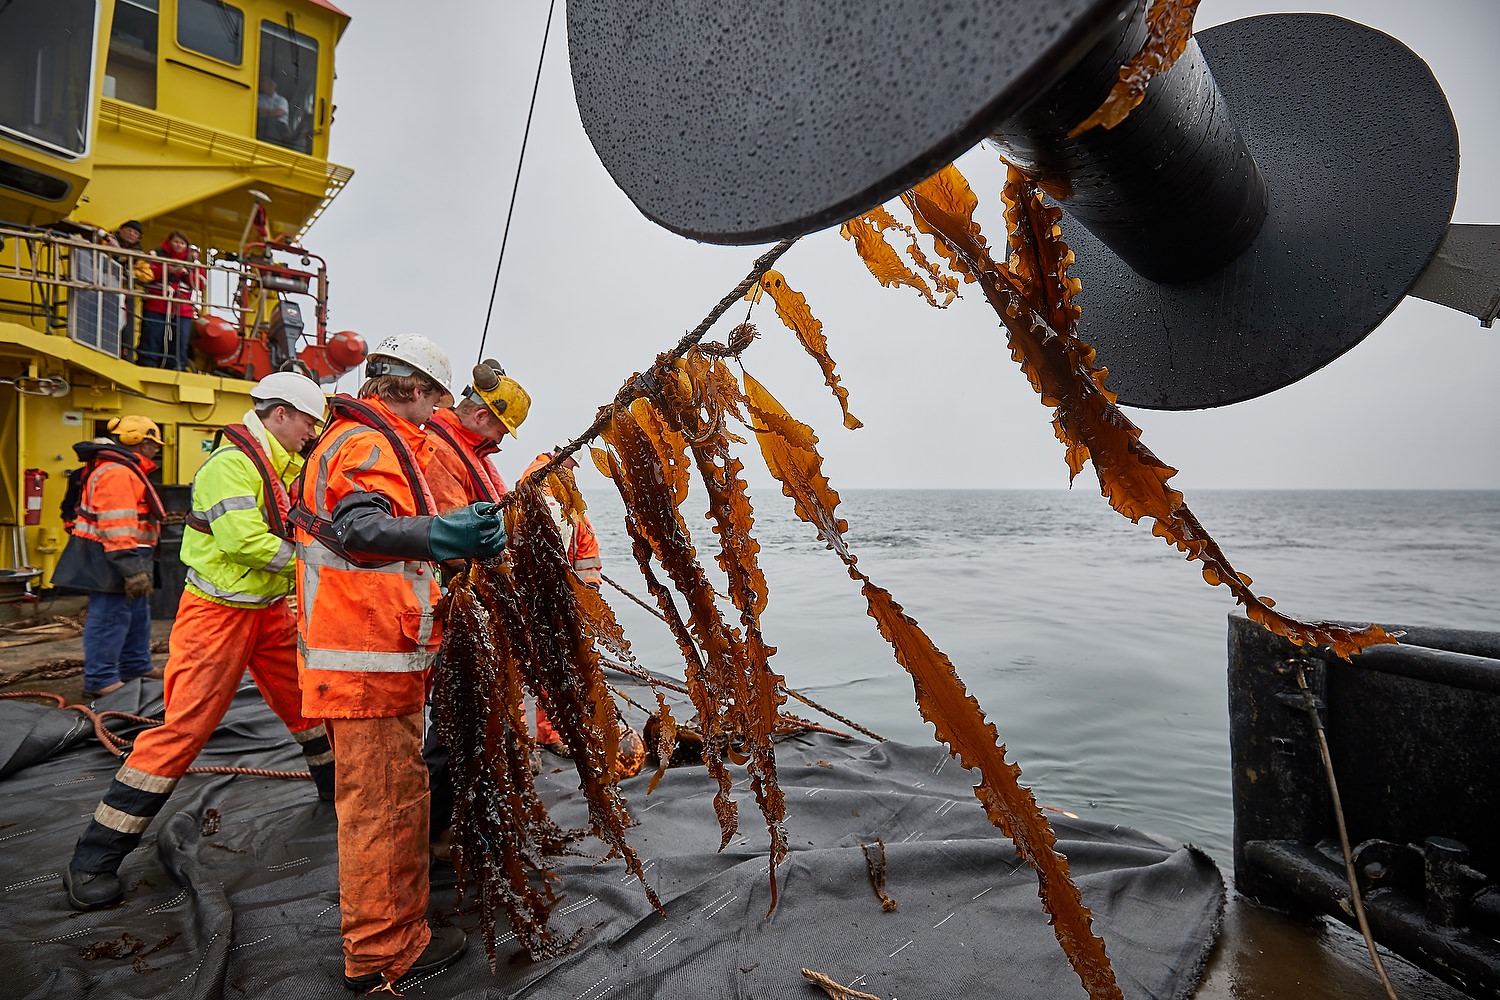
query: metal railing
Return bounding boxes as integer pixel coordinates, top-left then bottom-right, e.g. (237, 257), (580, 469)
(0, 222), (328, 371)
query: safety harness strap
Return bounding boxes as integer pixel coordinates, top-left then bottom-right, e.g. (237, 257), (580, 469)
(187, 424), (293, 539)
(426, 416), (502, 503)
(286, 395), (436, 568)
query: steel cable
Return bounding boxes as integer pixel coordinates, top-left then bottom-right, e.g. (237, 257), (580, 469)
(475, 0), (558, 362)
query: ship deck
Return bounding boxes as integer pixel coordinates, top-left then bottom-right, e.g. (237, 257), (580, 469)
(0, 601), (1470, 1000)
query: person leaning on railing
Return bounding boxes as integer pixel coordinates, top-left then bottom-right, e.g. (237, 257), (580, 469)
(138, 230), (204, 371)
(111, 220), (145, 357)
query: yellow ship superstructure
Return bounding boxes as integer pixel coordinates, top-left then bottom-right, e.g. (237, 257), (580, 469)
(0, 0), (364, 599)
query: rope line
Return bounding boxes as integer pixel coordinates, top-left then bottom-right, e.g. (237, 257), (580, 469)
(476, 0), (559, 362)
(0, 690), (314, 782)
(603, 677), (852, 742)
(1293, 664), (1399, 1000)
(511, 237), (797, 493)
(599, 572), (886, 741)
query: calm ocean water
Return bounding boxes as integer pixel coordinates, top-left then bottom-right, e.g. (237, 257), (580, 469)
(582, 488), (1500, 865)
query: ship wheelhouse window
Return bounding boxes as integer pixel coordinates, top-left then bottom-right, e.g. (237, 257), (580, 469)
(178, 0), (244, 66)
(257, 21), (318, 154)
(106, 0), (159, 109)
(0, 0), (99, 159)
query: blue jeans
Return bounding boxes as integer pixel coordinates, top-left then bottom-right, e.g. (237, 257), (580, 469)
(82, 591), (153, 693)
(137, 312), (193, 370)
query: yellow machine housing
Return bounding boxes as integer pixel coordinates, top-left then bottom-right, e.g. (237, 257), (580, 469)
(0, 0), (357, 596)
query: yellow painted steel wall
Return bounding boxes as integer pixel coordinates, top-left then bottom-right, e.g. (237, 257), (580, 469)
(1, 0), (350, 580)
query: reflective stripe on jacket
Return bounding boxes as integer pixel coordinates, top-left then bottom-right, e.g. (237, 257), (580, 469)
(521, 453), (602, 586)
(294, 397), (443, 719)
(182, 410), (303, 608)
(425, 407), (507, 511)
(51, 451), (163, 592)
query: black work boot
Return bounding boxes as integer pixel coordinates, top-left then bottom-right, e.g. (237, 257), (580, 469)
(63, 864), (124, 911)
(68, 778), (167, 912)
(343, 924), (467, 991)
(296, 725), (336, 801)
(308, 761), (336, 802)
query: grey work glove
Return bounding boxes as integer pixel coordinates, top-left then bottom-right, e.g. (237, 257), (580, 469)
(123, 572), (152, 600)
(429, 502), (508, 561)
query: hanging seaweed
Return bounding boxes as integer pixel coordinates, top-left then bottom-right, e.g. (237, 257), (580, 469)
(596, 387), (791, 908)
(437, 560), (568, 967)
(883, 163), (1396, 661)
(739, 371), (1124, 1000)
(752, 270), (864, 430)
(436, 481), (663, 966)
(1072, 0), (1204, 135)
(655, 349), (790, 906)
(838, 207), (958, 309)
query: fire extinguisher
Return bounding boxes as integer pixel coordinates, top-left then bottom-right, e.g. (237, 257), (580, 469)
(24, 468), (47, 526)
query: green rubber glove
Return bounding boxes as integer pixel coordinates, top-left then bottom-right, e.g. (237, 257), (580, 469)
(428, 502), (507, 561)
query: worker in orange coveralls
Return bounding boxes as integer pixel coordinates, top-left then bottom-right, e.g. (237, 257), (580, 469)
(62, 373), (334, 912)
(520, 445), (603, 755)
(424, 358), (529, 509)
(291, 334), (507, 992)
(422, 359), (530, 871)
(51, 414), (166, 699)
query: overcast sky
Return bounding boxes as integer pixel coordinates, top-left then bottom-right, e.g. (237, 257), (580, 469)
(307, 0), (1498, 492)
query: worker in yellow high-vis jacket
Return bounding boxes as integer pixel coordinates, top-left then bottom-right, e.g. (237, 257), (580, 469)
(64, 371), (333, 912)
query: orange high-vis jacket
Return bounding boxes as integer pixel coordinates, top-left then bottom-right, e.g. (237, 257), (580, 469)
(521, 453), (601, 587)
(425, 407), (507, 512)
(293, 397), (443, 719)
(51, 450), (164, 592)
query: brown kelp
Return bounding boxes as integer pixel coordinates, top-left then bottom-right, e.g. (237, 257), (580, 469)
(741, 370), (1124, 999)
(432, 20), (1400, 991)
(1072, 0), (1204, 135)
(435, 480), (661, 966)
(860, 162), (1393, 661)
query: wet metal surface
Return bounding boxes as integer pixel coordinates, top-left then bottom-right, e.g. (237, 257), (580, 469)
(568, 5), (1459, 410)
(1065, 14), (1459, 409)
(566, 0), (1134, 243)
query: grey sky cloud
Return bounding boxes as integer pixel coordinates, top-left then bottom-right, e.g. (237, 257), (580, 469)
(312, 0), (1498, 491)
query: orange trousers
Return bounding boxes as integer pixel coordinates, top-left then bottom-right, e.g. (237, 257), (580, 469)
(328, 712), (431, 981)
(124, 590), (322, 779)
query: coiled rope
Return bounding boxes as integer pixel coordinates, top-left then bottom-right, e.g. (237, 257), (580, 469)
(0, 690), (313, 782)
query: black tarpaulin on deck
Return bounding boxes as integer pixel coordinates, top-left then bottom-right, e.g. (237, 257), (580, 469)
(0, 679), (1222, 998)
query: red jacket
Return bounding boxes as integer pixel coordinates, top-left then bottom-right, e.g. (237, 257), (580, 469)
(143, 239), (203, 318)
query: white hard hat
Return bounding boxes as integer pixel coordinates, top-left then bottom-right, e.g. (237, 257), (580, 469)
(251, 370), (327, 423)
(367, 334), (454, 406)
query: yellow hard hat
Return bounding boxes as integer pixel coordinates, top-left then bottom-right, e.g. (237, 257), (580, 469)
(466, 360), (530, 437)
(108, 415), (163, 446)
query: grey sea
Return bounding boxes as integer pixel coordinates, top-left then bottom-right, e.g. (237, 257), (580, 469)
(584, 488), (1500, 866)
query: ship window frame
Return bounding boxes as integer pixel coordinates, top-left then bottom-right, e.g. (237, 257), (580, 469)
(255, 20), (320, 154)
(0, 0), (101, 160)
(176, 0), (245, 68)
(105, 0), (160, 110)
